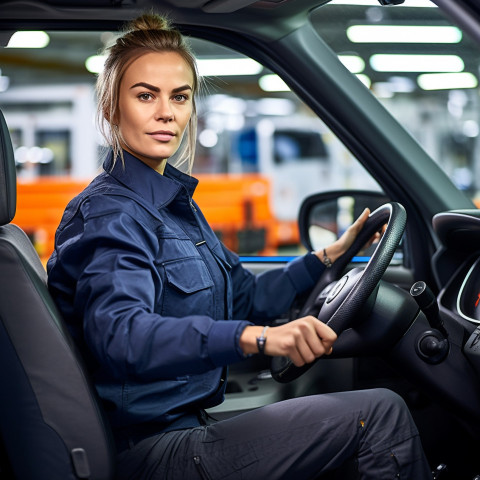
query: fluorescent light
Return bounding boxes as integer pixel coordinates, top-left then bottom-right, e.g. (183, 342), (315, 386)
(85, 55), (263, 77)
(85, 55), (106, 74)
(347, 25), (462, 43)
(7, 31), (50, 48)
(339, 55), (365, 73)
(258, 74), (290, 92)
(356, 74), (371, 88)
(85, 55), (262, 77)
(197, 58), (262, 76)
(329, 0), (435, 6)
(417, 72), (478, 90)
(370, 54), (464, 72)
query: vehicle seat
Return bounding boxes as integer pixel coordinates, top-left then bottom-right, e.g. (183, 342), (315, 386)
(0, 108), (116, 479)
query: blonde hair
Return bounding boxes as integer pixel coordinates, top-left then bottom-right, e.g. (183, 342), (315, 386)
(96, 13), (199, 174)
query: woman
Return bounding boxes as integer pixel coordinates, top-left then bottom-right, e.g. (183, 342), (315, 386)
(47, 13), (432, 480)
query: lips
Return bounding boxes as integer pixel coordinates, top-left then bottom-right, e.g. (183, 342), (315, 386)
(148, 131), (176, 142)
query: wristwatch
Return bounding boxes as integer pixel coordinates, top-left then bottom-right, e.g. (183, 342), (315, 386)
(256, 326), (269, 355)
(322, 248), (332, 268)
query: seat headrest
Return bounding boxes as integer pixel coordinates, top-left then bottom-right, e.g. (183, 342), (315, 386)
(0, 109), (16, 226)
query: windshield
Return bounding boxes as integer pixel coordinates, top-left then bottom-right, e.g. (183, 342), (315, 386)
(314, 0), (480, 205)
(2, 0), (477, 262)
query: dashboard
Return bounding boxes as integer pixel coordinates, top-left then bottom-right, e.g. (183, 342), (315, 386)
(458, 258), (480, 324)
(433, 210), (480, 333)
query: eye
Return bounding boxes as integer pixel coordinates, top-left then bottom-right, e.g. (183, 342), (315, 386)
(138, 92), (153, 101)
(173, 94), (188, 102)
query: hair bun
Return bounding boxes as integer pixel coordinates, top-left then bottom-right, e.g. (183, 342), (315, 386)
(128, 13), (171, 33)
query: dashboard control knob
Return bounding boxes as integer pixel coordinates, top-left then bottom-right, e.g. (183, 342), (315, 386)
(415, 330), (449, 364)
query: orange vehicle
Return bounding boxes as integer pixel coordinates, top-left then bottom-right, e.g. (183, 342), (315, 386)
(15, 173), (288, 264)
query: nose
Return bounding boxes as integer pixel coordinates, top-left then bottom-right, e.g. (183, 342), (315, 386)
(155, 98), (174, 122)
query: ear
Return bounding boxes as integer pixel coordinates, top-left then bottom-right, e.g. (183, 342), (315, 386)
(110, 110), (119, 126)
(103, 105), (119, 126)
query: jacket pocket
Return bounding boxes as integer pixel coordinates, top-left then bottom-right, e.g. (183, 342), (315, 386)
(161, 257), (214, 317)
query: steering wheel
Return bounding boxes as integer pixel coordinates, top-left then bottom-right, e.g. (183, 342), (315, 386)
(271, 202), (407, 383)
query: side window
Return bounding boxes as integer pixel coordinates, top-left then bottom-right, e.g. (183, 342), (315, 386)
(0, 32), (381, 262)
(191, 39), (381, 257)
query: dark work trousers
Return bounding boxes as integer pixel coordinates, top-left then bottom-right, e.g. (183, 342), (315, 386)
(115, 388), (432, 480)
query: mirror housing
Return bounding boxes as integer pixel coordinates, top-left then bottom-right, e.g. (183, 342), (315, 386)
(298, 190), (390, 251)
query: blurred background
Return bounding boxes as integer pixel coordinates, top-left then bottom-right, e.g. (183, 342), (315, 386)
(1, 0), (479, 260)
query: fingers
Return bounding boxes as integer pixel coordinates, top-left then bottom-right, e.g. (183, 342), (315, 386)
(363, 219), (387, 250)
(312, 317), (337, 353)
(353, 207), (370, 230)
(319, 207), (387, 262)
(336, 208), (370, 253)
(346, 208), (370, 238)
(268, 316), (337, 367)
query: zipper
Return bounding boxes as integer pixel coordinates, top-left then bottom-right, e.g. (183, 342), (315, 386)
(390, 451), (401, 478)
(193, 455), (211, 479)
(190, 198), (209, 248)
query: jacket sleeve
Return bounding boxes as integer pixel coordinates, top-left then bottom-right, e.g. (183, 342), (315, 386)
(222, 246), (325, 322)
(54, 200), (251, 382)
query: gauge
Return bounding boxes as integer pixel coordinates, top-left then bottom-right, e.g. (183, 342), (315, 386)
(457, 257), (480, 324)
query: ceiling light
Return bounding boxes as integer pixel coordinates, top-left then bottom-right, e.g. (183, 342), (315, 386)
(417, 72), (478, 90)
(258, 74), (290, 92)
(338, 55), (365, 73)
(85, 55), (106, 74)
(197, 58), (262, 76)
(356, 74), (371, 88)
(347, 25), (461, 43)
(370, 54), (464, 72)
(6, 31), (50, 48)
(329, 0), (435, 6)
(198, 129), (218, 148)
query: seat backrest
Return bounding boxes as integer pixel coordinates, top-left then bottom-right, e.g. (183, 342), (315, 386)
(0, 109), (116, 479)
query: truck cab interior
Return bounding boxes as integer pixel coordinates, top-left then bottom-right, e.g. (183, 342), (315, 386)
(1, 1), (480, 479)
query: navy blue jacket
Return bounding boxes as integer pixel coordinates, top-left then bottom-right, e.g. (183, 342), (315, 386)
(47, 151), (324, 433)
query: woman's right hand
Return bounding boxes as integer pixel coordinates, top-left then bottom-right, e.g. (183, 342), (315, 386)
(239, 317), (337, 367)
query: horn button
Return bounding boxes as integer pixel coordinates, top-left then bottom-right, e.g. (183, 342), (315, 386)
(326, 275), (349, 304)
(320, 268), (364, 320)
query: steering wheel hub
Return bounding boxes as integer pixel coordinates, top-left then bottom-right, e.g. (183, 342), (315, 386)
(326, 275), (349, 304)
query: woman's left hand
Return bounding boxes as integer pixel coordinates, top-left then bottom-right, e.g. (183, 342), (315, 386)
(315, 208), (383, 266)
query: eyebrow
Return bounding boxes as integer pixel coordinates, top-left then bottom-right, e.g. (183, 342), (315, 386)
(130, 82), (192, 94)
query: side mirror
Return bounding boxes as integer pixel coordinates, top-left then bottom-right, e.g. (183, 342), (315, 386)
(298, 190), (390, 251)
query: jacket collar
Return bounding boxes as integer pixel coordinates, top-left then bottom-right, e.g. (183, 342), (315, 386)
(102, 150), (199, 209)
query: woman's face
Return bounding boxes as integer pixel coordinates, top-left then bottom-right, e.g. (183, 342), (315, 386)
(117, 51), (194, 173)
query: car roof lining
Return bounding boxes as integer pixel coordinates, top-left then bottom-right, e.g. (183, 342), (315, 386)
(0, 0), (326, 39)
